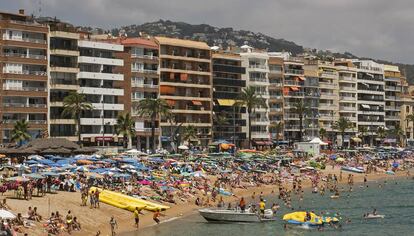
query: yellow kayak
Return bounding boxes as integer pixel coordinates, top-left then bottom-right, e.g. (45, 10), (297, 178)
(283, 211), (323, 226)
(89, 187), (169, 212)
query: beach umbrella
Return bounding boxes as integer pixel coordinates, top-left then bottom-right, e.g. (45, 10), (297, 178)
(392, 162), (399, 168)
(0, 209), (15, 220)
(41, 172), (60, 177)
(120, 164), (136, 169)
(77, 160), (94, 165)
(336, 157), (345, 162)
(160, 186), (176, 191)
(138, 180), (151, 185)
(109, 167), (122, 172)
(38, 159), (55, 165)
(6, 176), (29, 182)
(29, 163), (45, 168)
(85, 172), (103, 179)
(120, 158), (137, 164)
(75, 166), (89, 172)
(113, 173), (131, 178)
(25, 160), (39, 165)
(101, 171), (114, 175)
(24, 173), (44, 179)
(27, 155), (44, 161)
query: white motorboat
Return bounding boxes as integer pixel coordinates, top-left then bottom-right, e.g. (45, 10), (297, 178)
(198, 208), (274, 223)
(364, 214), (385, 219)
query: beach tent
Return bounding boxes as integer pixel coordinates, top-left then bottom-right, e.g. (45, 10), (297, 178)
(309, 138), (328, 145)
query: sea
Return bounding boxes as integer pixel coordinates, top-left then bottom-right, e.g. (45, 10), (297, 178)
(124, 177), (414, 236)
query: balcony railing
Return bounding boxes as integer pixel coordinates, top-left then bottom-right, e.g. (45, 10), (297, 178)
(3, 103), (46, 108)
(3, 86), (46, 92)
(136, 128), (160, 132)
(285, 69), (304, 75)
(269, 108), (283, 112)
(2, 119), (47, 124)
(131, 54), (158, 60)
(3, 52), (46, 60)
(131, 83), (159, 89)
(249, 65), (268, 69)
(251, 118), (269, 123)
(131, 68), (158, 74)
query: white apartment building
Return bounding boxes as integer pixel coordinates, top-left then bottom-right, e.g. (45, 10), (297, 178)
(77, 40), (124, 144)
(352, 60), (385, 145)
(240, 46), (271, 145)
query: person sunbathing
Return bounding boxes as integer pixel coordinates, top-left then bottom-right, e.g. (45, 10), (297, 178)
(0, 199), (11, 210)
(72, 217), (81, 231)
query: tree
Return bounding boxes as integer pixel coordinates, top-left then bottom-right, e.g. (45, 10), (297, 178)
(292, 99), (310, 142)
(388, 126), (404, 146)
(135, 98), (171, 153)
(319, 128), (327, 141)
(115, 113), (135, 149)
(213, 113), (228, 140)
(377, 126), (387, 139)
(333, 117), (352, 148)
(269, 121), (283, 145)
(236, 86), (267, 148)
(62, 91), (93, 146)
(406, 114), (414, 142)
(358, 126), (368, 145)
(182, 125), (198, 146)
(11, 120), (31, 146)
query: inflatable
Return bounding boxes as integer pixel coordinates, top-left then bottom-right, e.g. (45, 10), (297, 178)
(282, 212), (323, 226)
(364, 214), (385, 219)
(283, 212), (339, 226)
(341, 166), (364, 173)
(89, 187), (169, 212)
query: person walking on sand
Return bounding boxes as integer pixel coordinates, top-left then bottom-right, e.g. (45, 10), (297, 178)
(110, 216), (117, 236)
(134, 207), (140, 228)
(153, 209), (163, 224)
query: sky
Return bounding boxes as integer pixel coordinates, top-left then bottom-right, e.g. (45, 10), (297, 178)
(1, 0), (413, 64)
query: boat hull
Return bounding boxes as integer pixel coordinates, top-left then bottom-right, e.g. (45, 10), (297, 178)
(199, 209), (262, 223)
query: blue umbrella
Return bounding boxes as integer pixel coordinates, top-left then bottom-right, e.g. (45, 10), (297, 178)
(392, 162), (399, 168)
(25, 160), (39, 165)
(39, 159), (55, 165)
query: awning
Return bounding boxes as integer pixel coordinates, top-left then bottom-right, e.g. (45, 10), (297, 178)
(297, 76), (306, 81)
(383, 138), (396, 143)
(166, 100), (176, 106)
(160, 86), (175, 94)
(180, 73), (188, 81)
(361, 104), (370, 109)
(192, 100), (202, 106)
(217, 99), (235, 106)
(290, 86), (299, 91)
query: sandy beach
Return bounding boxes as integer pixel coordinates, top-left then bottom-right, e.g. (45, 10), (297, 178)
(4, 166), (409, 236)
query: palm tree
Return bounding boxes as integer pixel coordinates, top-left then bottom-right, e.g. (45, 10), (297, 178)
(236, 86), (267, 148)
(319, 128), (327, 141)
(333, 117), (352, 148)
(406, 114), (414, 141)
(62, 91), (93, 146)
(388, 126), (404, 146)
(213, 113), (228, 140)
(182, 125), (198, 146)
(135, 98), (171, 153)
(11, 120), (31, 146)
(358, 126), (368, 145)
(292, 99), (310, 142)
(269, 121), (283, 145)
(376, 126), (387, 146)
(115, 113), (135, 149)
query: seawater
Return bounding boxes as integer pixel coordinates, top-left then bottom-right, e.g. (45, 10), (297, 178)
(124, 177), (414, 236)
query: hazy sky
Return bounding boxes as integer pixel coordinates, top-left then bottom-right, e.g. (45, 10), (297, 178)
(1, 0), (413, 64)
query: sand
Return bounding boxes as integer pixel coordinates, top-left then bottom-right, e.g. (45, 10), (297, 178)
(4, 168), (410, 236)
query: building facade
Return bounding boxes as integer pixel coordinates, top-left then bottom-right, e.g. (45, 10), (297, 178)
(156, 37), (213, 147)
(212, 51), (247, 146)
(267, 54), (284, 142)
(0, 10), (49, 144)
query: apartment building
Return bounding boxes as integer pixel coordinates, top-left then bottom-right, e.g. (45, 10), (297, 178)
(240, 46), (271, 146)
(401, 86), (414, 144)
(304, 59), (340, 143)
(46, 20), (80, 141)
(352, 60), (385, 145)
(77, 37), (124, 145)
(212, 51), (247, 146)
(267, 54), (284, 142)
(0, 10), (49, 144)
(118, 37), (159, 150)
(384, 65), (404, 133)
(335, 60), (358, 143)
(156, 37), (213, 147)
(282, 55), (306, 142)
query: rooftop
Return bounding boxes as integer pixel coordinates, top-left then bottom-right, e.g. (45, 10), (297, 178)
(155, 36), (210, 50)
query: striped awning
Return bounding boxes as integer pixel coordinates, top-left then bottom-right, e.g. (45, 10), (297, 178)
(217, 99), (236, 106)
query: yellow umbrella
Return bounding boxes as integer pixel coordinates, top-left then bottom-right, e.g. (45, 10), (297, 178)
(336, 157), (345, 162)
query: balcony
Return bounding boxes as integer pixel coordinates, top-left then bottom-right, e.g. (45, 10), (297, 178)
(77, 72), (123, 81)
(285, 92), (305, 98)
(3, 36), (47, 44)
(319, 82), (335, 89)
(3, 52), (46, 60)
(339, 76), (356, 82)
(213, 77), (245, 87)
(78, 56), (123, 66)
(79, 87), (124, 96)
(339, 106), (356, 111)
(132, 83), (159, 89)
(2, 86), (46, 92)
(132, 68), (159, 74)
(91, 103), (124, 111)
(136, 128), (160, 133)
(385, 86), (401, 91)
(269, 108), (283, 112)
(2, 120), (47, 124)
(385, 106), (400, 111)
(249, 64), (268, 70)
(3, 69), (47, 76)
(385, 95), (396, 100)
(3, 103), (46, 108)
(319, 71), (337, 78)
(385, 116), (400, 120)
(131, 54), (158, 60)
(339, 96), (356, 101)
(320, 93), (337, 99)
(285, 69), (304, 75)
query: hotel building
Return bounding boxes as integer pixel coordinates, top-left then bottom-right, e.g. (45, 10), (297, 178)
(353, 60), (385, 145)
(211, 51), (247, 146)
(267, 54), (284, 142)
(118, 37), (160, 150)
(0, 10), (49, 144)
(240, 47), (271, 146)
(156, 37), (213, 147)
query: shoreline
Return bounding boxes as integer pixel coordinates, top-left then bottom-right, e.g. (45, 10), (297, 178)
(117, 168), (411, 236)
